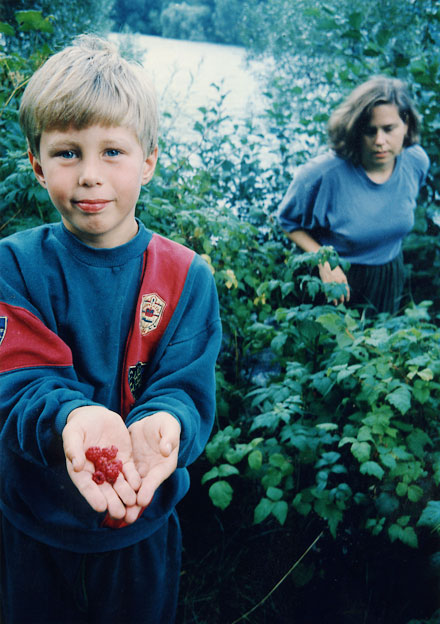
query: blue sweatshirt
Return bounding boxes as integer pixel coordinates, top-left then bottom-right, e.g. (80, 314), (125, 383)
(0, 221), (222, 553)
(278, 145), (430, 265)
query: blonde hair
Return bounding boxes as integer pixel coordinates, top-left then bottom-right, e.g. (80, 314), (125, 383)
(19, 34), (158, 158)
(328, 75), (420, 165)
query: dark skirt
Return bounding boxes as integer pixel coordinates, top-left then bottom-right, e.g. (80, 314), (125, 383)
(347, 251), (405, 315)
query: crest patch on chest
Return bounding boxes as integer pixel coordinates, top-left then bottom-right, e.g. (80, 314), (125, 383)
(140, 293), (166, 335)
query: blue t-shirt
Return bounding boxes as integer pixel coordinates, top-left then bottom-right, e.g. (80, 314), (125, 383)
(278, 145), (430, 265)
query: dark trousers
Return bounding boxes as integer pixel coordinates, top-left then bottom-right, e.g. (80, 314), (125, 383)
(0, 511), (181, 624)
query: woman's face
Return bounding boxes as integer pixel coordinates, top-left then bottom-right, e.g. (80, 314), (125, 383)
(360, 104), (408, 174)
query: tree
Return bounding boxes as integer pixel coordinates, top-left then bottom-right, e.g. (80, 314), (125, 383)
(160, 2), (213, 41)
(1, 0), (114, 52)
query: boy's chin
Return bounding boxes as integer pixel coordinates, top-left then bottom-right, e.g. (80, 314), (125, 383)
(61, 217), (139, 249)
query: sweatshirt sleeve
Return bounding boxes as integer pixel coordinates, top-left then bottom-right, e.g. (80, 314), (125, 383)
(0, 279), (101, 467)
(124, 254), (222, 468)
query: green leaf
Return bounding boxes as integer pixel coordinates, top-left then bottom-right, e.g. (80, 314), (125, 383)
(254, 497), (274, 523)
(359, 461), (385, 480)
(248, 449), (263, 470)
(396, 482), (407, 497)
(314, 498), (343, 537)
(386, 385), (412, 415)
(351, 441), (371, 463)
(218, 464), (240, 478)
(208, 480), (233, 510)
(418, 501), (440, 530)
(407, 485), (424, 503)
(269, 453), (288, 469)
(407, 428), (432, 458)
(271, 333), (288, 353)
(388, 523), (418, 548)
(201, 467), (219, 484)
(272, 500), (289, 525)
(293, 493), (312, 516)
(412, 379), (430, 404)
(316, 312), (341, 334)
(348, 11), (363, 29)
(266, 486), (284, 501)
(16, 10), (54, 33)
(0, 21), (15, 36)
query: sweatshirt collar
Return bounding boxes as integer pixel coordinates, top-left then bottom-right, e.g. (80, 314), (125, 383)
(53, 219), (152, 267)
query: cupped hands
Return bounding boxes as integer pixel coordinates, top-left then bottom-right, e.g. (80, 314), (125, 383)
(62, 406), (180, 524)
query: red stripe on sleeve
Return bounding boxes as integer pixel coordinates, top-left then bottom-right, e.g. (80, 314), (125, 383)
(0, 302), (73, 373)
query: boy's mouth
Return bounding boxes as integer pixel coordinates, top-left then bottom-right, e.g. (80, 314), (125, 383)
(74, 199), (111, 213)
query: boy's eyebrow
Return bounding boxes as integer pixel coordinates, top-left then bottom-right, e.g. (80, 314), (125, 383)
(44, 136), (133, 152)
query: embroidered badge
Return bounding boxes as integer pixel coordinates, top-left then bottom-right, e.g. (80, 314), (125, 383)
(0, 317), (7, 347)
(128, 361), (149, 400)
(140, 293), (166, 335)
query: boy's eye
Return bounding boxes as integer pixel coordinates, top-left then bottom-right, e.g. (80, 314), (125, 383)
(57, 150), (77, 159)
(105, 148), (121, 157)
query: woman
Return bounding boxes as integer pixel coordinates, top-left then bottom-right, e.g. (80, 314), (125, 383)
(278, 75), (430, 314)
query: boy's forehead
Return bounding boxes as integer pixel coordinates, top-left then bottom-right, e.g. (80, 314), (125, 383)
(41, 124), (141, 144)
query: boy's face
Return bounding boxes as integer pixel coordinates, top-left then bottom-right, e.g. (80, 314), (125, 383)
(29, 125), (157, 248)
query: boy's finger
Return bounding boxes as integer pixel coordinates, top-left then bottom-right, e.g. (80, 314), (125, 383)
(104, 485), (127, 519)
(63, 429), (86, 471)
(122, 460), (142, 491)
(113, 474), (137, 507)
(66, 461), (107, 513)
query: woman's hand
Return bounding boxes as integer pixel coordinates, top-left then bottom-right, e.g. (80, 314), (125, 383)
(318, 261), (350, 304)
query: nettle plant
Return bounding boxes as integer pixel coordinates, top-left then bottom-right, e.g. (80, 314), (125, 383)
(203, 295), (440, 548)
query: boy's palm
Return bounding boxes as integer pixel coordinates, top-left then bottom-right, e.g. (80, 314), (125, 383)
(128, 412), (181, 509)
(63, 406), (141, 519)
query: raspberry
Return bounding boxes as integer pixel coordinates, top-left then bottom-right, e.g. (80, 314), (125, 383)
(92, 470), (106, 485)
(86, 445), (121, 486)
(105, 461), (121, 485)
(101, 445), (118, 460)
(85, 446), (102, 462)
(94, 456), (108, 473)
(113, 459), (123, 472)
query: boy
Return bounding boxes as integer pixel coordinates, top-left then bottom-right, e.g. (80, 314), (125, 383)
(0, 35), (222, 623)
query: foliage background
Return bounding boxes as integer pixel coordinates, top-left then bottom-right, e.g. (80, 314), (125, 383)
(1, 1), (440, 623)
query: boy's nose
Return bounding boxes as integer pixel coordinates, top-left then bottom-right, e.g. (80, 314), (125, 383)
(78, 159), (103, 186)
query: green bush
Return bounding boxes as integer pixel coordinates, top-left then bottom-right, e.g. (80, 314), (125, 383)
(203, 300), (440, 547)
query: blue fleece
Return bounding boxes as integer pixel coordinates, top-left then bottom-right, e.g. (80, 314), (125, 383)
(278, 145), (430, 265)
(0, 221), (222, 552)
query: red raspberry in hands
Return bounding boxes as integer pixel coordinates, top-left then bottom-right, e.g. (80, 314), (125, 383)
(85, 446), (102, 463)
(86, 445), (123, 486)
(92, 470), (106, 485)
(101, 445), (118, 460)
(105, 461), (121, 485)
(94, 457), (107, 473)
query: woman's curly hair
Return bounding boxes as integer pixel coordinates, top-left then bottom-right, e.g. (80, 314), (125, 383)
(328, 75), (420, 165)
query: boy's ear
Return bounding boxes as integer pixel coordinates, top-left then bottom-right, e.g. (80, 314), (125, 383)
(141, 146), (158, 185)
(28, 150), (46, 187)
